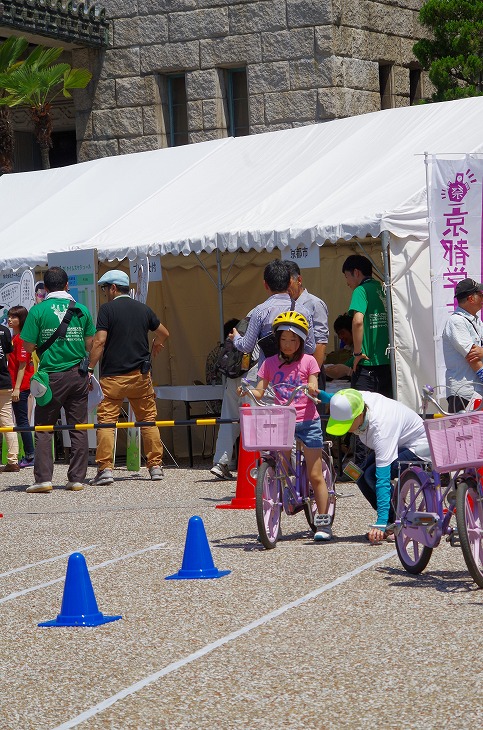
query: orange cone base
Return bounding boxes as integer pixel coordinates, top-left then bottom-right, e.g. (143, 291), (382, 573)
(216, 496), (256, 510)
(216, 431), (259, 510)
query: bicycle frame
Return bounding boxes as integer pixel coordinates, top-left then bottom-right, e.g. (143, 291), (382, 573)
(393, 386), (483, 586)
(393, 464), (456, 548)
(259, 440), (312, 516)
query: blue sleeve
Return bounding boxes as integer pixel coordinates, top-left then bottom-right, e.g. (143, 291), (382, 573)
(375, 464), (392, 527)
(317, 390), (333, 404)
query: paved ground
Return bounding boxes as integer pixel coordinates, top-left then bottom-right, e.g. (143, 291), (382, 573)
(1, 458), (482, 730)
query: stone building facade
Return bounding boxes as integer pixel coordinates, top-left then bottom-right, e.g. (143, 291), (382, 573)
(1, 1), (430, 167)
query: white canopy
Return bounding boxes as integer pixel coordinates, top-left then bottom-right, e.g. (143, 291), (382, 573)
(2, 96), (483, 270)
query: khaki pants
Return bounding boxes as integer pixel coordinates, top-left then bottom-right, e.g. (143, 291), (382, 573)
(0, 388), (19, 464)
(96, 370), (163, 470)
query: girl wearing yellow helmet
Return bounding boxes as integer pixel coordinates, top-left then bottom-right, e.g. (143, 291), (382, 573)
(247, 311), (332, 541)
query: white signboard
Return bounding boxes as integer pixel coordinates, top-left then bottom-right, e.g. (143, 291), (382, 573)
(129, 255), (162, 283)
(48, 249), (97, 322)
(0, 270), (35, 324)
(428, 156), (483, 388)
(281, 243), (320, 269)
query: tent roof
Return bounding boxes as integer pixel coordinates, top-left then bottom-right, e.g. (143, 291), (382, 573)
(1, 96), (483, 271)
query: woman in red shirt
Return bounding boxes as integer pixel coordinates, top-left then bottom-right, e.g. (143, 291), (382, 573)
(7, 306), (34, 468)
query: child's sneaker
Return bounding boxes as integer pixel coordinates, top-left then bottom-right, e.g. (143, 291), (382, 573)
(313, 514), (332, 541)
(19, 456), (35, 468)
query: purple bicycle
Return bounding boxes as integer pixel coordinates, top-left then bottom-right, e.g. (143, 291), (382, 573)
(393, 385), (483, 588)
(239, 382), (336, 550)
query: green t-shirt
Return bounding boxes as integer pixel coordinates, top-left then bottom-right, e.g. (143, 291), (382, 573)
(348, 279), (390, 366)
(22, 297), (96, 372)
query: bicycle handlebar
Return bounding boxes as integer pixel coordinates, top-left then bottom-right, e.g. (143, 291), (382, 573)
(240, 379), (319, 406)
(422, 384), (483, 416)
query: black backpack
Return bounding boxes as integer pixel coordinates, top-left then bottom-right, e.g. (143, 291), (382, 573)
(215, 317), (252, 379)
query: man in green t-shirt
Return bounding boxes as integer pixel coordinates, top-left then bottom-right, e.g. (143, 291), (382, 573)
(22, 267), (96, 493)
(342, 255), (392, 466)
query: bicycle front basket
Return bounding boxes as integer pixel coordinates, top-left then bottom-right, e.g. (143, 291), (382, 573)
(239, 405), (297, 451)
(424, 412), (483, 471)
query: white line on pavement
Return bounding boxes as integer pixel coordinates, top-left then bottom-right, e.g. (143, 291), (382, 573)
(51, 549), (397, 730)
(0, 544), (167, 605)
(0, 546), (97, 579)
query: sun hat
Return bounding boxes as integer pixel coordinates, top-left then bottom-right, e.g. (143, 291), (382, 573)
(30, 370), (53, 407)
(97, 270), (130, 287)
(326, 389), (365, 436)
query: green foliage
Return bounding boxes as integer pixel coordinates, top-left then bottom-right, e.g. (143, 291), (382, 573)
(0, 37), (92, 169)
(0, 36), (28, 75)
(414, 0), (483, 101)
(0, 44), (91, 108)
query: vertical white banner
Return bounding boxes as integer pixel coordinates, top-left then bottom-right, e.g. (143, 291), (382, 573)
(429, 156), (483, 389)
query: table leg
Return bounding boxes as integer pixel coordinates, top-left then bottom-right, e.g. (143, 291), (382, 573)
(185, 401), (193, 468)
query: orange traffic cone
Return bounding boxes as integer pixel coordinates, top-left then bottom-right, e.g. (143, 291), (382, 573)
(216, 431), (259, 510)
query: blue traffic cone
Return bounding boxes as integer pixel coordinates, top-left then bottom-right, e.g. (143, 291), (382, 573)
(38, 552), (122, 627)
(166, 516), (231, 580)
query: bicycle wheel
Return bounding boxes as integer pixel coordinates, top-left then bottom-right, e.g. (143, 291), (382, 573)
(456, 479), (483, 588)
(256, 460), (282, 549)
(304, 450), (336, 530)
(395, 469), (433, 574)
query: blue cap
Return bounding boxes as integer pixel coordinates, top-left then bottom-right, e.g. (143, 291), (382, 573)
(97, 270), (130, 287)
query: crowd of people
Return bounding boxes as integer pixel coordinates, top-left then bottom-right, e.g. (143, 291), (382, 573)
(0, 265), (169, 493)
(1, 258), (482, 546)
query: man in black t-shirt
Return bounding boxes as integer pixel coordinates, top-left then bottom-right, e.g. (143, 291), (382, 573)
(87, 271), (169, 485)
(0, 323), (19, 472)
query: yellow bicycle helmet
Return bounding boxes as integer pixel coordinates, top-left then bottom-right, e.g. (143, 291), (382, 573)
(272, 310), (309, 341)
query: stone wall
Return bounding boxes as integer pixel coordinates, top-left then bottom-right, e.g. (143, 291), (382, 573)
(72, 0), (430, 162)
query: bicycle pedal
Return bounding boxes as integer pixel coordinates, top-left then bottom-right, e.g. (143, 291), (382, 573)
(406, 511), (439, 527)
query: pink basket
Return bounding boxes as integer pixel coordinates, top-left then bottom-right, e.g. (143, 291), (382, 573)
(240, 406), (297, 451)
(424, 412), (483, 472)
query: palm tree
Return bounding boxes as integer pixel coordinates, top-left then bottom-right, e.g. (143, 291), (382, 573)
(0, 44), (92, 170)
(0, 36), (29, 174)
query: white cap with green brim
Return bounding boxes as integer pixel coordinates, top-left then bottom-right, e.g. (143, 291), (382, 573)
(326, 389), (365, 436)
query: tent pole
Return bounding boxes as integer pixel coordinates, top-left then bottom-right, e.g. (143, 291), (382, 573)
(381, 230), (397, 398)
(216, 248), (225, 344)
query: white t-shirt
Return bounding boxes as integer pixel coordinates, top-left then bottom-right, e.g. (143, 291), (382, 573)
(358, 391), (431, 467)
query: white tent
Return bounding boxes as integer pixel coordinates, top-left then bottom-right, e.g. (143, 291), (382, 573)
(1, 96), (483, 411)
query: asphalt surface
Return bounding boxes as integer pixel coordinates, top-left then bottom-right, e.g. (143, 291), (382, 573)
(1, 458), (482, 730)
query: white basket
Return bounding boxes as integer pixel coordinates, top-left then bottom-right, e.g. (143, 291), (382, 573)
(240, 405), (297, 451)
(424, 412), (483, 472)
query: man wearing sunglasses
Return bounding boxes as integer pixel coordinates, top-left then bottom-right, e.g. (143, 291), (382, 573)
(442, 278), (483, 412)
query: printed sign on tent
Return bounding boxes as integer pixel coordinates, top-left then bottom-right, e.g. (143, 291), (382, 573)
(281, 243), (319, 269)
(428, 155), (483, 389)
(129, 255), (162, 283)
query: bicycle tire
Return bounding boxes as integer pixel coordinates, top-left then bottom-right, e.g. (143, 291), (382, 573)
(456, 479), (483, 588)
(256, 460), (282, 550)
(395, 469), (433, 574)
(304, 450), (336, 531)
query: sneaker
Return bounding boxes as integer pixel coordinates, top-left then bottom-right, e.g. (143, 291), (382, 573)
(2, 463), (20, 473)
(19, 456), (35, 469)
(89, 468), (114, 486)
(26, 482), (52, 493)
(149, 465), (164, 481)
(313, 513), (332, 542)
(210, 463), (233, 480)
(65, 481), (84, 491)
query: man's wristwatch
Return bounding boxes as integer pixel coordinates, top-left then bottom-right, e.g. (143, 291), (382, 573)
(87, 367), (94, 373)
(353, 351), (363, 357)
